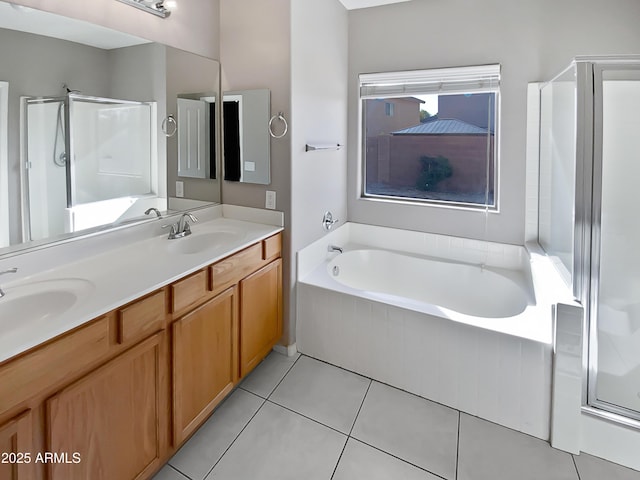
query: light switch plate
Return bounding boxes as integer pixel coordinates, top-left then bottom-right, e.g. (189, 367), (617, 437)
(266, 190), (276, 210)
(176, 181), (184, 198)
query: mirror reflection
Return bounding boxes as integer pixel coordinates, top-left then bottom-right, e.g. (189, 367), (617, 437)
(0, 1), (221, 256)
(223, 89), (271, 185)
(176, 92), (216, 180)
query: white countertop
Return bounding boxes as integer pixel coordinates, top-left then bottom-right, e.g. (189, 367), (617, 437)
(0, 205), (283, 364)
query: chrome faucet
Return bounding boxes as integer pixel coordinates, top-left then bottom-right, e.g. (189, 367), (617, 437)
(145, 207), (162, 218)
(328, 245), (343, 254)
(0, 267), (18, 298)
(162, 212), (198, 239)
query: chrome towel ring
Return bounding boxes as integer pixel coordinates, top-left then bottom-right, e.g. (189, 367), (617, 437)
(162, 114), (177, 137)
(268, 112), (288, 139)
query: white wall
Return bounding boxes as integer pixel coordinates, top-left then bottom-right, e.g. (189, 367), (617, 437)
(347, 0), (640, 245)
(290, 0), (349, 344)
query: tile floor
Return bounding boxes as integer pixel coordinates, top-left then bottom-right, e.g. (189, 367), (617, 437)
(154, 352), (640, 480)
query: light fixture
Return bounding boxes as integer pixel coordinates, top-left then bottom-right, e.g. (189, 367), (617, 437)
(116, 0), (172, 18)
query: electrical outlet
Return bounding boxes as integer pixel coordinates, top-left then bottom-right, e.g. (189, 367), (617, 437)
(265, 190), (276, 210)
(176, 181), (184, 198)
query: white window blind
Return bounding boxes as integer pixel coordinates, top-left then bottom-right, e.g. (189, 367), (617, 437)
(359, 64), (501, 98)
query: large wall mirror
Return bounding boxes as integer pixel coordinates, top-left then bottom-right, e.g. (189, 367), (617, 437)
(0, 1), (221, 258)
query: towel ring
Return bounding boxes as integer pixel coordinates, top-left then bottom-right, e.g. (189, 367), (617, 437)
(268, 112), (288, 139)
(162, 115), (177, 137)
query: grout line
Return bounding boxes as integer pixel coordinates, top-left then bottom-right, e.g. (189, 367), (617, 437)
(348, 379), (372, 436)
(265, 352), (303, 400)
(572, 454), (582, 480)
(201, 395), (269, 479)
(455, 411), (461, 480)
(347, 438), (449, 480)
(166, 463), (192, 480)
(329, 437), (349, 480)
(266, 398), (349, 437)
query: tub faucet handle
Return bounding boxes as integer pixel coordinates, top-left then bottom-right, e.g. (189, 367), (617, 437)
(0, 267), (18, 299)
(322, 211), (339, 231)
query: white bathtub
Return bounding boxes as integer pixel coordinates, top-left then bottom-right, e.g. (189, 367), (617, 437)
(297, 222), (561, 440)
(328, 249), (534, 320)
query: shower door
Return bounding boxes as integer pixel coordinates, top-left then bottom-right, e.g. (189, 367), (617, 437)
(588, 64), (640, 421)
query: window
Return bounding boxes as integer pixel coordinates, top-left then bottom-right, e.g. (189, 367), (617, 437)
(384, 102), (395, 116)
(360, 65), (500, 209)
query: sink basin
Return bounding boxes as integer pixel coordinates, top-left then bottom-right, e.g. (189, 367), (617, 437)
(167, 230), (244, 255)
(0, 278), (95, 324)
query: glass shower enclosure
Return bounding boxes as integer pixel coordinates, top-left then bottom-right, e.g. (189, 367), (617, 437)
(539, 56), (640, 424)
(22, 93), (157, 241)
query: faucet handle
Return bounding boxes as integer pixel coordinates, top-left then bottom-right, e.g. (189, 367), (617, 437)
(183, 212), (198, 223)
(161, 223), (178, 239)
(322, 211), (339, 231)
(0, 267), (18, 276)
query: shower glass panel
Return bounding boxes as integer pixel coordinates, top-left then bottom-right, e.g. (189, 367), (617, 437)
(25, 100), (68, 241)
(69, 98), (153, 205)
(591, 67), (640, 418)
(538, 66), (577, 284)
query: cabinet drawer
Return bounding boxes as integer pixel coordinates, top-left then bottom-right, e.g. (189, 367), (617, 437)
(171, 269), (208, 314)
(118, 290), (166, 344)
(262, 233), (282, 262)
(210, 243), (262, 293)
(0, 317), (110, 414)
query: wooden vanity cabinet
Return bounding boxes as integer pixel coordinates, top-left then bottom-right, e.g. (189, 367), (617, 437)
(172, 287), (238, 444)
(0, 231), (282, 480)
(0, 410), (35, 480)
(240, 258), (283, 377)
(46, 333), (166, 480)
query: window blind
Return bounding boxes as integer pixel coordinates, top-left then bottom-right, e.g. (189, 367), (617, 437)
(359, 64), (500, 98)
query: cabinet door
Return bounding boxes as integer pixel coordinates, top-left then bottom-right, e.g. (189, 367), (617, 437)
(172, 287), (238, 444)
(0, 410), (34, 480)
(240, 258), (283, 377)
(46, 334), (164, 480)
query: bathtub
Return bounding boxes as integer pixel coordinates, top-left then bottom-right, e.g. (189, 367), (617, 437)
(327, 249), (534, 320)
(297, 222), (562, 441)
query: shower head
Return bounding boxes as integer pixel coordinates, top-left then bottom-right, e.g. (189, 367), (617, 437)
(62, 84), (81, 94)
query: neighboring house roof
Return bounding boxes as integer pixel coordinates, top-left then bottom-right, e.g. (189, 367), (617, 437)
(392, 118), (492, 135)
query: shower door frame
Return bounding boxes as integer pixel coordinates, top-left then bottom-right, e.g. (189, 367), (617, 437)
(582, 58), (640, 427)
(20, 95), (69, 243)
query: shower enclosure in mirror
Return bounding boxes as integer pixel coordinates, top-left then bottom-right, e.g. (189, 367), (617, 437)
(23, 94), (159, 242)
(0, 1), (221, 256)
(539, 55), (640, 425)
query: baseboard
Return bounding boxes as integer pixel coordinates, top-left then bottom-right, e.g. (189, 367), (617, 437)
(273, 343), (297, 357)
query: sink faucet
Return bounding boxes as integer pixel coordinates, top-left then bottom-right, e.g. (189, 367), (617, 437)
(145, 207), (162, 218)
(162, 212), (198, 239)
(328, 245), (343, 254)
(0, 267), (18, 298)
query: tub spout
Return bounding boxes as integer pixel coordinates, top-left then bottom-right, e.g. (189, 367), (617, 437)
(328, 245), (343, 254)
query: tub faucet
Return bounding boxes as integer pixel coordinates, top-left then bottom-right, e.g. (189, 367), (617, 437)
(328, 245), (343, 254)
(0, 267), (18, 298)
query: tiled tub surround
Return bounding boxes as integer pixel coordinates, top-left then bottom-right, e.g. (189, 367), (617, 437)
(0, 204), (283, 363)
(297, 222), (572, 440)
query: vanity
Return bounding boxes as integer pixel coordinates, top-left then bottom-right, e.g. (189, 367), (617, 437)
(0, 205), (283, 480)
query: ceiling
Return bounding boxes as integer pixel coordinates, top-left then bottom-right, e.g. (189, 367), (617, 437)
(338, 0), (412, 10)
